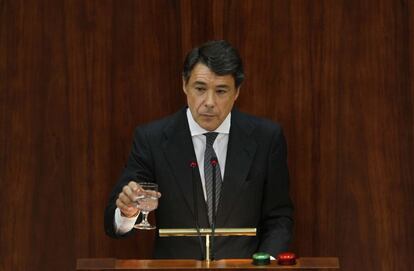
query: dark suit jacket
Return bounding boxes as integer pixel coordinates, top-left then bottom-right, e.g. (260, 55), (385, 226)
(104, 108), (293, 259)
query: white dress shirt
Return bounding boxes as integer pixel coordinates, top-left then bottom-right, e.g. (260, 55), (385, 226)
(186, 108), (230, 199)
(114, 109), (231, 234)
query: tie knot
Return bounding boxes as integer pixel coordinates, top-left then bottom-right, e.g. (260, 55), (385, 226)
(204, 132), (218, 146)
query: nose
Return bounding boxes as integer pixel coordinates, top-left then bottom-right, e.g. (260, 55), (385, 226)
(204, 90), (216, 108)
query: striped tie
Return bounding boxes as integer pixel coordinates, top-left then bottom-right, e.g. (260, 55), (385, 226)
(204, 132), (222, 225)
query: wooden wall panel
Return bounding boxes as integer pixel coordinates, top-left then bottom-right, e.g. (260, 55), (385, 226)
(0, 1), (413, 270)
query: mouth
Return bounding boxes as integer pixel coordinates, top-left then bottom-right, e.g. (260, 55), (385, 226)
(200, 113), (215, 117)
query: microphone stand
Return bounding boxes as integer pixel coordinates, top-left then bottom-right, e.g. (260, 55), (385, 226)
(190, 162), (205, 260)
(210, 158), (218, 261)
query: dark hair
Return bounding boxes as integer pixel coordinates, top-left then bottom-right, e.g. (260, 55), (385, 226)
(182, 40), (244, 88)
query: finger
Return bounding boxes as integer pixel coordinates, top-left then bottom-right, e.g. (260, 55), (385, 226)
(128, 181), (140, 191)
(146, 190), (161, 198)
(116, 199), (139, 217)
(123, 185), (132, 195)
(122, 185), (137, 201)
(119, 192), (135, 206)
(116, 198), (135, 212)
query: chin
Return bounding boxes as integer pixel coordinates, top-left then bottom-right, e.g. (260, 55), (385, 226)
(201, 123), (218, 131)
(197, 118), (217, 130)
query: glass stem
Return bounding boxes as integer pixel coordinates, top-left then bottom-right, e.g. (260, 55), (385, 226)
(142, 211), (149, 224)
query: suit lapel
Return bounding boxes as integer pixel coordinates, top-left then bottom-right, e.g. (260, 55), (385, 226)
(161, 109), (257, 228)
(216, 110), (257, 226)
(162, 109), (209, 224)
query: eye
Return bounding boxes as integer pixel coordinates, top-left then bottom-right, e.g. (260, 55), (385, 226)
(195, 86), (206, 92)
(216, 89), (228, 94)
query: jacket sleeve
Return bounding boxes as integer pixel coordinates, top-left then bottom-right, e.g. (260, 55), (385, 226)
(258, 127), (294, 255)
(104, 126), (155, 238)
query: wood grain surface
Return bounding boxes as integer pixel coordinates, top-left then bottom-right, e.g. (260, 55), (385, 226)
(76, 257), (340, 270)
(0, 1), (413, 271)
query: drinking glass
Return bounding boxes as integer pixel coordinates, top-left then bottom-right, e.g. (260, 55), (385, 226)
(133, 182), (159, 230)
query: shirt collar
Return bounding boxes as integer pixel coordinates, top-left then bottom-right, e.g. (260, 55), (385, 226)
(186, 108), (231, 136)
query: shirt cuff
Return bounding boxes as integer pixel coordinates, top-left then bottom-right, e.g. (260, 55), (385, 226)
(114, 208), (139, 235)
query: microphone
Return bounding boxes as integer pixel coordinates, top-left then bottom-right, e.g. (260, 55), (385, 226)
(190, 161), (205, 260)
(210, 157), (218, 260)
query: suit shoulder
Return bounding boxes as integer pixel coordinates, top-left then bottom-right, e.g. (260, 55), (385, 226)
(234, 111), (287, 153)
(235, 110), (283, 135)
(133, 109), (184, 135)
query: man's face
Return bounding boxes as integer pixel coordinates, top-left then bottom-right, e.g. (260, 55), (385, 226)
(183, 63), (240, 131)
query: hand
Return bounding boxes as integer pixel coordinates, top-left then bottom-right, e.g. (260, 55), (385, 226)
(116, 181), (161, 217)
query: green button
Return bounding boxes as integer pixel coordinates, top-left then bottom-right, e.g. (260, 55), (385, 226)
(252, 252), (271, 265)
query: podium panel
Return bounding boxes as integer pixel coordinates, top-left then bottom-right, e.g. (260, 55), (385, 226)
(77, 258), (339, 270)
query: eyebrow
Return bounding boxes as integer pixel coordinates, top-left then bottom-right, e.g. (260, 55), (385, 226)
(216, 84), (230, 89)
(192, 81), (231, 89)
(193, 81), (207, 86)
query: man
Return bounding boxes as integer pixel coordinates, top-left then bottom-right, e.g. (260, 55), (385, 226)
(104, 40), (293, 259)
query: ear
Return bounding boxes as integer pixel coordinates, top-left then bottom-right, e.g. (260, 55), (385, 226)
(234, 87), (240, 100)
(182, 77), (188, 95)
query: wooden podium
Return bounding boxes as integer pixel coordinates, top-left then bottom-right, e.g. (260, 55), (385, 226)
(76, 257), (340, 270)
(83, 228), (339, 269)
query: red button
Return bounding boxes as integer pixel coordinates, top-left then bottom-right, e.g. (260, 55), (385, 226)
(277, 252), (297, 265)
